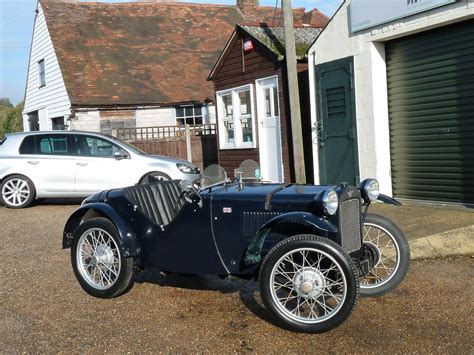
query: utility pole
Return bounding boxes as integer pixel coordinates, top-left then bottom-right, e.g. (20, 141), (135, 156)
(282, 0), (306, 184)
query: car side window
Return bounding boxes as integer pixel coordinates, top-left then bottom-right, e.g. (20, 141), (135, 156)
(19, 136), (35, 154)
(75, 135), (123, 158)
(39, 137), (68, 155)
(19, 135), (70, 155)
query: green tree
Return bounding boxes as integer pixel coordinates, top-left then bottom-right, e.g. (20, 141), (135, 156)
(0, 100), (24, 137)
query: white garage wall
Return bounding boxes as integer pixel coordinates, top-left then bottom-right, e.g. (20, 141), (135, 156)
(308, 0), (473, 196)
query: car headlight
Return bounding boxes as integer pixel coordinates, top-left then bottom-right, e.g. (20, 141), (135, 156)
(177, 163), (199, 174)
(320, 190), (339, 216)
(359, 178), (380, 202)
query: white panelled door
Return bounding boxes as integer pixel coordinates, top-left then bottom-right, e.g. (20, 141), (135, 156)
(256, 76), (283, 182)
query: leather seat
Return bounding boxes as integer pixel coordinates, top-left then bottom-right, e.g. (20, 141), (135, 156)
(123, 180), (185, 227)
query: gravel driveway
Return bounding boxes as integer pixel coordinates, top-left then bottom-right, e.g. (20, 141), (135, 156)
(1, 203), (472, 353)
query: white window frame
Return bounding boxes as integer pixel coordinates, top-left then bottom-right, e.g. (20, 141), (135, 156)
(38, 59), (46, 88)
(174, 104), (204, 126)
(216, 84), (256, 150)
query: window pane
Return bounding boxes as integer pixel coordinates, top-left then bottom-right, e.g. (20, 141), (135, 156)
(194, 106), (202, 116)
(38, 136), (68, 155)
(224, 120), (234, 144)
(185, 107), (194, 117)
(223, 95), (232, 117)
(273, 87), (280, 116)
(38, 60), (45, 87)
(19, 136), (35, 154)
(195, 116), (202, 125)
(239, 90), (251, 115)
(265, 88), (271, 117)
(185, 117), (194, 125)
(241, 116), (253, 143)
(85, 137), (120, 158)
(52, 117), (65, 130)
(175, 107), (184, 118)
(177, 118), (185, 126)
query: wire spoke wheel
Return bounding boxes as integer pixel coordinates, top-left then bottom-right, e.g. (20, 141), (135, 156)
(359, 214), (410, 297)
(270, 248), (347, 324)
(260, 235), (358, 333)
(71, 218), (134, 298)
(360, 224), (399, 288)
(76, 228), (121, 290)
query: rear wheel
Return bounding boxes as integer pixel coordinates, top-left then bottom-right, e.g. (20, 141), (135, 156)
(0, 175), (35, 208)
(71, 218), (134, 298)
(259, 235), (359, 333)
(360, 213), (410, 297)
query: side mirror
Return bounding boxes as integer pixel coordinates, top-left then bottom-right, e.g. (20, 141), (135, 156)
(114, 151), (129, 160)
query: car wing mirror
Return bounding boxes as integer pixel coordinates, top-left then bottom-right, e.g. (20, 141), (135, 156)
(114, 151), (129, 160)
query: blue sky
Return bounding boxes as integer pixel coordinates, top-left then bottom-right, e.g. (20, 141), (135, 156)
(0, 0), (343, 105)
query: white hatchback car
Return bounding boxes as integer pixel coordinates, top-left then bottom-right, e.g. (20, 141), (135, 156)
(0, 131), (200, 208)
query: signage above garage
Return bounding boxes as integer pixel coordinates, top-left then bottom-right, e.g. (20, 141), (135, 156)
(349, 0), (457, 32)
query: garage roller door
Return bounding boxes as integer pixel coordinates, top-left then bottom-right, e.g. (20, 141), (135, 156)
(386, 20), (474, 204)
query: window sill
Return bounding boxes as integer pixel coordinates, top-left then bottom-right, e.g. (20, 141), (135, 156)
(219, 145), (256, 150)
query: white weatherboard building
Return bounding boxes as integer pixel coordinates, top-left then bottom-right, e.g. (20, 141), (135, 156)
(308, 0), (473, 204)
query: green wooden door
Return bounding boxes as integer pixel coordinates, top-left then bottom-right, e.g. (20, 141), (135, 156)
(386, 20), (474, 204)
(316, 57), (359, 185)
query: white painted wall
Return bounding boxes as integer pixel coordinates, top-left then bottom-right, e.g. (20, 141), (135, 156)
(136, 107), (175, 127)
(70, 111), (101, 132)
(23, 2), (71, 131)
(308, 0), (473, 196)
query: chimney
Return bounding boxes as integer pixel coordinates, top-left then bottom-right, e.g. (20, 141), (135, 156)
(237, 0), (259, 16)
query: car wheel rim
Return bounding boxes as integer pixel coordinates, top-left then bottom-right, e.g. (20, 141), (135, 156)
(269, 248), (347, 324)
(2, 179), (30, 206)
(360, 223), (400, 289)
(76, 228), (121, 290)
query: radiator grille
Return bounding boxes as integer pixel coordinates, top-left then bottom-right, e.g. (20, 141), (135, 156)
(338, 199), (361, 252)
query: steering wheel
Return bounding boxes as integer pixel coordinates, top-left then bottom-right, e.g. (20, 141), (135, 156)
(179, 180), (203, 208)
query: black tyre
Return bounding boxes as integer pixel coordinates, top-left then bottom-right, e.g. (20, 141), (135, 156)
(71, 218), (134, 298)
(139, 171), (171, 184)
(360, 213), (410, 297)
(0, 174), (36, 208)
(259, 235), (359, 333)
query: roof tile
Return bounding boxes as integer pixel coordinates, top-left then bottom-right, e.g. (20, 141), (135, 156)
(40, 0), (328, 106)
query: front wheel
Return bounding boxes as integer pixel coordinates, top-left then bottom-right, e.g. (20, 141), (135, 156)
(259, 235), (359, 333)
(71, 218), (134, 298)
(360, 213), (410, 297)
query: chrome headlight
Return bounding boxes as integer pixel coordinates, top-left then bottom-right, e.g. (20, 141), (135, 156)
(321, 190), (339, 216)
(177, 163), (199, 174)
(359, 178), (380, 203)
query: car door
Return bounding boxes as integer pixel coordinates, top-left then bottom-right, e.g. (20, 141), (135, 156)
(18, 134), (76, 193)
(73, 134), (135, 193)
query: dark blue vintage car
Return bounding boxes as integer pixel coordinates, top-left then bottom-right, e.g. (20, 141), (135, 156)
(63, 162), (409, 333)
